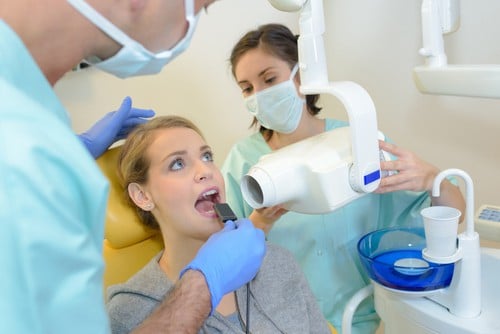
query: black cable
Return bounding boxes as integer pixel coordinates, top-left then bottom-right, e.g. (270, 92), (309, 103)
(213, 204), (251, 333)
(246, 282), (250, 334)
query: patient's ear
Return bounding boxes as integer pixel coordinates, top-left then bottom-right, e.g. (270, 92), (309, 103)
(128, 183), (155, 211)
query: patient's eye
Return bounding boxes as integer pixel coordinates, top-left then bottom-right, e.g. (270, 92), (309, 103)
(202, 151), (214, 162)
(170, 158), (185, 171)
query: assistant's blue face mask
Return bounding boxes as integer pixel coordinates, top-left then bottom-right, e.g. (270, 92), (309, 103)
(244, 64), (305, 134)
(66, 0), (199, 78)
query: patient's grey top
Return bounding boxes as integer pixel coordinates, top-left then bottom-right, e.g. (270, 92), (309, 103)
(106, 243), (330, 334)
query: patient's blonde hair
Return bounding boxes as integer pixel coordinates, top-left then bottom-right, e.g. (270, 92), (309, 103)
(118, 115), (205, 229)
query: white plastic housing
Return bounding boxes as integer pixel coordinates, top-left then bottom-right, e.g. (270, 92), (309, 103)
(240, 127), (367, 214)
(300, 82), (381, 194)
(267, 0), (307, 12)
(373, 246), (499, 334)
(414, 65), (500, 99)
(415, 0), (500, 98)
(429, 168), (481, 318)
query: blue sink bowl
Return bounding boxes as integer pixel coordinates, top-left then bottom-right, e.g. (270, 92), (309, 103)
(358, 227), (454, 292)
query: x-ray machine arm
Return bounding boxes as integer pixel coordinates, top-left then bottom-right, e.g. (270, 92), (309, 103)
(267, 0), (381, 193)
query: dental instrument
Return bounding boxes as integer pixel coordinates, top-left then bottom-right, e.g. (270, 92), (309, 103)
(414, 0), (500, 99)
(241, 0), (382, 214)
(214, 203), (238, 223)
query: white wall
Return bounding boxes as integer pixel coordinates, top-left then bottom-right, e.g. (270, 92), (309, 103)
(55, 0), (500, 211)
(55, 0), (298, 166)
(321, 0), (500, 212)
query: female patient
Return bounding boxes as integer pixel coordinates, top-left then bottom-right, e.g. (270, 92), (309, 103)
(106, 115), (330, 334)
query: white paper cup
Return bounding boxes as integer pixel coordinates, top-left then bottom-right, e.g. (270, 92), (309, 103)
(421, 206), (461, 258)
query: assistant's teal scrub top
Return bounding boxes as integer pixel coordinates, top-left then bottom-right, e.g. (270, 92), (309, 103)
(221, 118), (431, 334)
(0, 21), (110, 333)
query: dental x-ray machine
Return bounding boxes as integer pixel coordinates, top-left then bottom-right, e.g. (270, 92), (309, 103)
(241, 0), (383, 214)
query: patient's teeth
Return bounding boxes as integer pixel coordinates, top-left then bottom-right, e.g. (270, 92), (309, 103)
(201, 189), (217, 198)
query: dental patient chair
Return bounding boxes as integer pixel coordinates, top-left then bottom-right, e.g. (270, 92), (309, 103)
(96, 146), (163, 289)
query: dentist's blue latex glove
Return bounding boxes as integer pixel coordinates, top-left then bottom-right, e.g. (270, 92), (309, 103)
(180, 218), (266, 313)
(78, 96), (155, 159)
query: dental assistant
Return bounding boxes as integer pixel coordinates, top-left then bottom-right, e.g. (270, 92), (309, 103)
(221, 24), (466, 334)
(0, 1), (265, 333)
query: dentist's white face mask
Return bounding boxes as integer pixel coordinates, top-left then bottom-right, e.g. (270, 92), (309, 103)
(66, 0), (199, 78)
(244, 64), (305, 134)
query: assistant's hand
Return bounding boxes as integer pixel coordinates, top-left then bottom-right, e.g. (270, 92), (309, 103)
(180, 219), (266, 313)
(78, 96), (155, 159)
(376, 140), (440, 193)
(250, 206), (288, 234)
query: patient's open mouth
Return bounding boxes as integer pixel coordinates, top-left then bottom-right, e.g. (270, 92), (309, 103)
(195, 188), (220, 217)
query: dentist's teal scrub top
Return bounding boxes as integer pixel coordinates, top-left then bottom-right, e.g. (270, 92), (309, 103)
(0, 21), (110, 333)
(221, 118), (431, 334)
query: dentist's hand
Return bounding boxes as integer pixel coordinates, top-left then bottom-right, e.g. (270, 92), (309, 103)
(78, 96), (155, 159)
(180, 218), (266, 313)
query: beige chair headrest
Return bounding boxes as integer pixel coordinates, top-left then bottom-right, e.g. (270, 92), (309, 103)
(96, 146), (159, 249)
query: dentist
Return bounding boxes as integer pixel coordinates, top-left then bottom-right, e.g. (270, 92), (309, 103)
(0, 1), (265, 333)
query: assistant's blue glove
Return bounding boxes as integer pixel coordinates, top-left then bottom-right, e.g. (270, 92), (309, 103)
(78, 96), (155, 159)
(180, 219), (266, 313)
